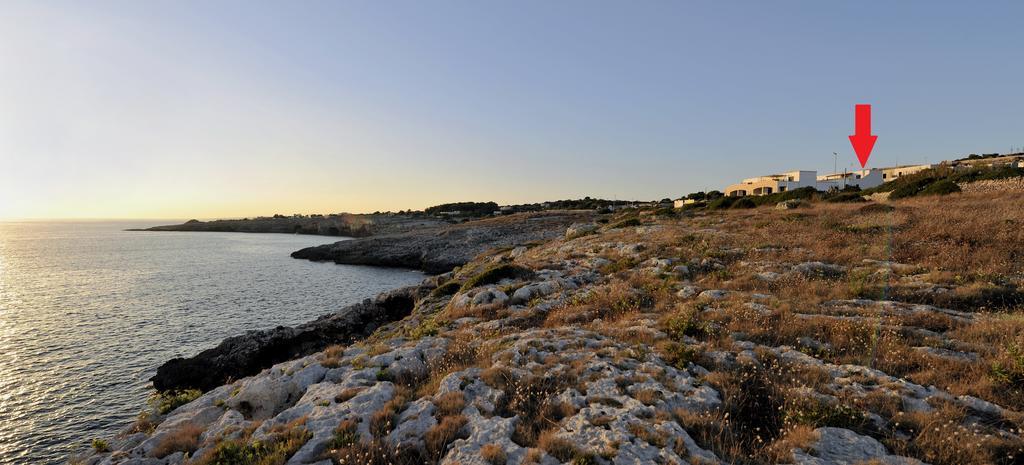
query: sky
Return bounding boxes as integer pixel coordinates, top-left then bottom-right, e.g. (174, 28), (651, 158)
(1, 1), (1022, 219)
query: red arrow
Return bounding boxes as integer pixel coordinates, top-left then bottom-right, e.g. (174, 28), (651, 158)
(848, 104), (877, 168)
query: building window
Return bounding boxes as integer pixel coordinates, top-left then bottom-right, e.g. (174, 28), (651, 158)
(883, 173), (887, 179)
(855, 174), (861, 179)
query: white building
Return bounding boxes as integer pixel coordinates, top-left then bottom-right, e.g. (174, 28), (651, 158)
(880, 164), (933, 182)
(725, 169), (886, 197)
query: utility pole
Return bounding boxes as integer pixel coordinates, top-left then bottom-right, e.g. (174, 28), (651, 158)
(833, 152), (838, 175)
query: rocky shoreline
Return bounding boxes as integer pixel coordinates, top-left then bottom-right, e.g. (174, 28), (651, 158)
(135, 214), (446, 238)
(78, 196), (1024, 465)
(149, 211), (595, 393)
(150, 286), (425, 393)
(290, 211), (594, 274)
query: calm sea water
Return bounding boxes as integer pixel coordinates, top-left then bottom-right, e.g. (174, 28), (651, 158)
(0, 221), (424, 465)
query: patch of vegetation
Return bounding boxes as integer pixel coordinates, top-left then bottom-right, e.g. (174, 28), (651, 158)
(658, 341), (701, 369)
(730, 197), (757, 209)
(151, 389), (203, 414)
(991, 343), (1024, 385)
(918, 179), (961, 196)
(706, 196), (737, 210)
(888, 176), (940, 199)
(949, 165), (1024, 183)
(784, 398), (868, 430)
(859, 203), (895, 213)
(327, 419), (360, 450)
(665, 310), (716, 340)
(748, 186), (820, 207)
(425, 201), (499, 217)
(461, 264), (535, 291)
(600, 257), (637, 275)
(409, 316), (441, 339)
(194, 418), (311, 465)
(91, 438), (110, 453)
(430, 281), (461, 298)
(608, 217), (642, 229)
(825, 191), (867, 203)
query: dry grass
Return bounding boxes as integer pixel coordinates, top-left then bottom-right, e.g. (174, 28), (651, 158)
(480, 443), (508, 465)
(762, 425), (819, 463)
(545, 275), (673, 327)
(625, 422), (667, 447)
(537, 430), (578, 462)
(319, 345), (345, 368)
(633, 389), (662, 406)
(425, 414), (468, 459)
(334, 387), (364, 403)
(433, 392), (466, 417)
(150, 424), (204, 458)
(888, 402), (1024, 465)
(369, 386), (412, 438)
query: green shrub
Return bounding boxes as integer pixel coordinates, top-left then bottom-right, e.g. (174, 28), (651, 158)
(888, 176), (938, 199)
(199, 423), (311, 465)
(91, 438), (110, 452)
(750, 186), (819, 206)
(991, 343), (1024, 385)
(950, 166), (1024, 183)
(461, 264), (534, 291)
(919, 179), (961, 196)
(660, 341), (700, 369)
(730, 198), (757, 209)
(665, 311), (715, 339)
(151, 389), (202, 414)
(707, 197), (737, 210)
(409, 317), (441, 339)
(430, 281), (461, 298)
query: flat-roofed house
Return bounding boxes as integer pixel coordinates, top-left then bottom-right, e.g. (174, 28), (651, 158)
(816, 168), (884, 190)
(725, 168), (885, 197)
(725, 170), (817, 197)
(880, 164), (933, 181)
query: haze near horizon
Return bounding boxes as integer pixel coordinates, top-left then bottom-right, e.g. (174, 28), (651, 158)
(2, 1), (1022, 219)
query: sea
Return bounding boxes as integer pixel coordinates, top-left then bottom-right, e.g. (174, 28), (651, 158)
(0, 220), (424, 465)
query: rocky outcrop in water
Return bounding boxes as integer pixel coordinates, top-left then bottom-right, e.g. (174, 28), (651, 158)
(135, 214), (446, 237)
(291, 211), (594, 274)
(150, 286), (425, 392)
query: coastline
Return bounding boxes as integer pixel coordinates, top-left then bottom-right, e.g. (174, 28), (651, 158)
(79, 196), (1024, 465)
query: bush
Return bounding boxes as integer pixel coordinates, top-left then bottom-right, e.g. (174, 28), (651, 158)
(461, 264), (535, 291)
(195, 419), (311, 465)
(991, 343), (1024, 385)
(91, 438), (110, 452)
(730, 197), (757, 209)
(430, 281), (461, 298)
(707, 197), (737, 210)
(751, 186), (819, 206)
(919, 179), (961, 196)
(888, 176), (938, 199)
(151, 389), (202, 414)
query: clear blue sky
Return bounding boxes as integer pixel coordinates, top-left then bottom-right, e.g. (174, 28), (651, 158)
(2, 1), (1022, 218)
